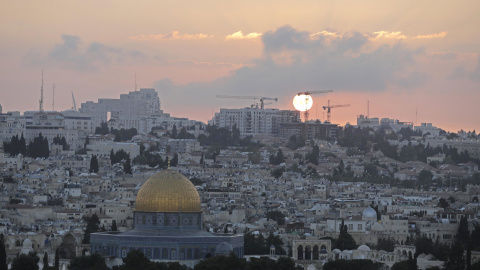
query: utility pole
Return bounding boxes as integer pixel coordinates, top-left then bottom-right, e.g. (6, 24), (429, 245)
(52, 83), (55, 111)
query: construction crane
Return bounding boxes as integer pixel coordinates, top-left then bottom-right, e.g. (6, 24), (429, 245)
(216, 95), (278, 109)
(322, 100), (350, 123)
(295, 90), (333, 121)
(71, 91), (77, 111)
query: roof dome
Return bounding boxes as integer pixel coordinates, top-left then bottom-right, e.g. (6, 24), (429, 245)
(362, 206), (377, 220)
(135, 169), (201, 213)
(371, 222), (385, 231)
(357, 245), (371, 251)
(22, 238), (32, 248)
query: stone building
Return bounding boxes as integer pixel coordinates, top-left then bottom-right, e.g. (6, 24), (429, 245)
(90, 168), (244, 268)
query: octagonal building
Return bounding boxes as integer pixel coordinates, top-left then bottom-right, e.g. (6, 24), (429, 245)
(90, 169), (244, 267)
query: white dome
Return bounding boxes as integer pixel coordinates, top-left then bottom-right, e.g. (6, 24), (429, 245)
(362, 206), (377, 220)
(22, 238), (32, 248)
(357, 245), (371, 251)
(332, 249), (341, 253)
(371, 222), (384, 231)
(307, 264), (316, 270)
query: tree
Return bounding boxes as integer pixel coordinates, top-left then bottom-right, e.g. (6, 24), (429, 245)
(89, 155), (99, 173)
(438, 198), (450, 209)
(120, 249), (157, 270)
(444, 240), (465, 270)
(82, 214), (100, 244)
(323, 259), (383, 270)
(269, 149), (285, 165)
(68, 253), (108, 270)
(171, 124), (177, 139)
(84, 135), (90, 149)
(123, 155), (132, 174)
(457, 216), (470, 247)
(334, 219), (357, 250)
(0, 234), (6, 270)
(266, 211), (286, 225)
(43, 252), (49, 270)
(111, 220), (118, 231)
(55, 248), (59, 270)
(11, 252), (39, 270)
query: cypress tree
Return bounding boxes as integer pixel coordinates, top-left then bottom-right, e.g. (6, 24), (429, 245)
(54, 248), (59, 270)
(42, 252), (48, 270)
(123, 155), (132, 174)
(0, 234), (7, 270)
(89, 155), (99, 173)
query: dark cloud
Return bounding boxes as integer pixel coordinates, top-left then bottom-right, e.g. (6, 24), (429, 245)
(23, 35), (144, 71)
(155, 26), (425, 108)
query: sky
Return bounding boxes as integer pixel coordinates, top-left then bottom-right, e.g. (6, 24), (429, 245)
(1, 0), (480, 132)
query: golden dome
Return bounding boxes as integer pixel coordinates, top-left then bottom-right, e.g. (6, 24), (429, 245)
(135, 169), (201, 213)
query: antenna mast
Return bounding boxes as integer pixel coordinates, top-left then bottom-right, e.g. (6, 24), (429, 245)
(39, 69), (44, 112)
(52, 83), (55, 111)
(135, 72), (137, 92)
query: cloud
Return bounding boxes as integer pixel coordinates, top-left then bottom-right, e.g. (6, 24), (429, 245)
(154, 25), (425, 109)
(23, 35), (144, 71)
(310, 31), (342, 39)
(370, 31), (407, 40)
(450, 56), (480, 81)
(168, 59), (243, 69)
(413, 32), (448, 39)
(130, 31), (212, 40)
(225, 31), (262, 40)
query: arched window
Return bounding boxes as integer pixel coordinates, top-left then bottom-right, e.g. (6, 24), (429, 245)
(313, 245), (319, 260)
(297, 245), (304, 260)
(305, 246), (312, 260)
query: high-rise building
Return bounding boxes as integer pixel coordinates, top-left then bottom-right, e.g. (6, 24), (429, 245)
(212, 107), (300, 137)
(79, 88), (161, 131)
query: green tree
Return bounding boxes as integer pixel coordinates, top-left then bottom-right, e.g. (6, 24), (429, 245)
(457, 216), (470, 247)
(89, 155), (99, 173)
(171, 124), (177, 139)
(55, 248), (59, 270)
(0, 234), (7, 270)
(82, 214), (100, 244)
(265, 211), (286, 225)
(111, 220), (118, 231)
(123, 155), (132, 174)
(323, 259), (383, 270)
(11, 252), (39, 270)
(43, 252), (49, 270)
(68, 253), (108, 270)
(334, 219), (357, 250)
(444, 240), (465, 270)
(438, 198), (450, 209)
(194, 253), (246, 270)
(84, 135), (90, 149)
(119, 249), (157, 270)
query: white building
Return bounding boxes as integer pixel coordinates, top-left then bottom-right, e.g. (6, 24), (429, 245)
(79, 88), (161, 132)
(212, 107), (300, 137)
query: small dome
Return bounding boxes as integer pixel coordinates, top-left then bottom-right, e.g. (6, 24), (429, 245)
(307, 265), (316, 270)
(357, 245), (371, 251)
(135, 169), (201, 213)
(22, 238), (32, 248)
(332, 249), (341, 253)
(371, 222), (384, 231)
(362, 206), (377, 220)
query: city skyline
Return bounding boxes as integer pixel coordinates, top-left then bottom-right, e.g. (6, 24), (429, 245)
(2, 0), (480, 132)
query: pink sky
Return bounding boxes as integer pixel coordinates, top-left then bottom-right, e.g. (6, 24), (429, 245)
(1, 0), (480, 132)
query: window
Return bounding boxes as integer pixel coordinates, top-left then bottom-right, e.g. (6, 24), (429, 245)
(358, 224), (362, 230)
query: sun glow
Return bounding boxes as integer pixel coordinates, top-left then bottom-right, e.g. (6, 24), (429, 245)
(293, 94), (313, 112)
